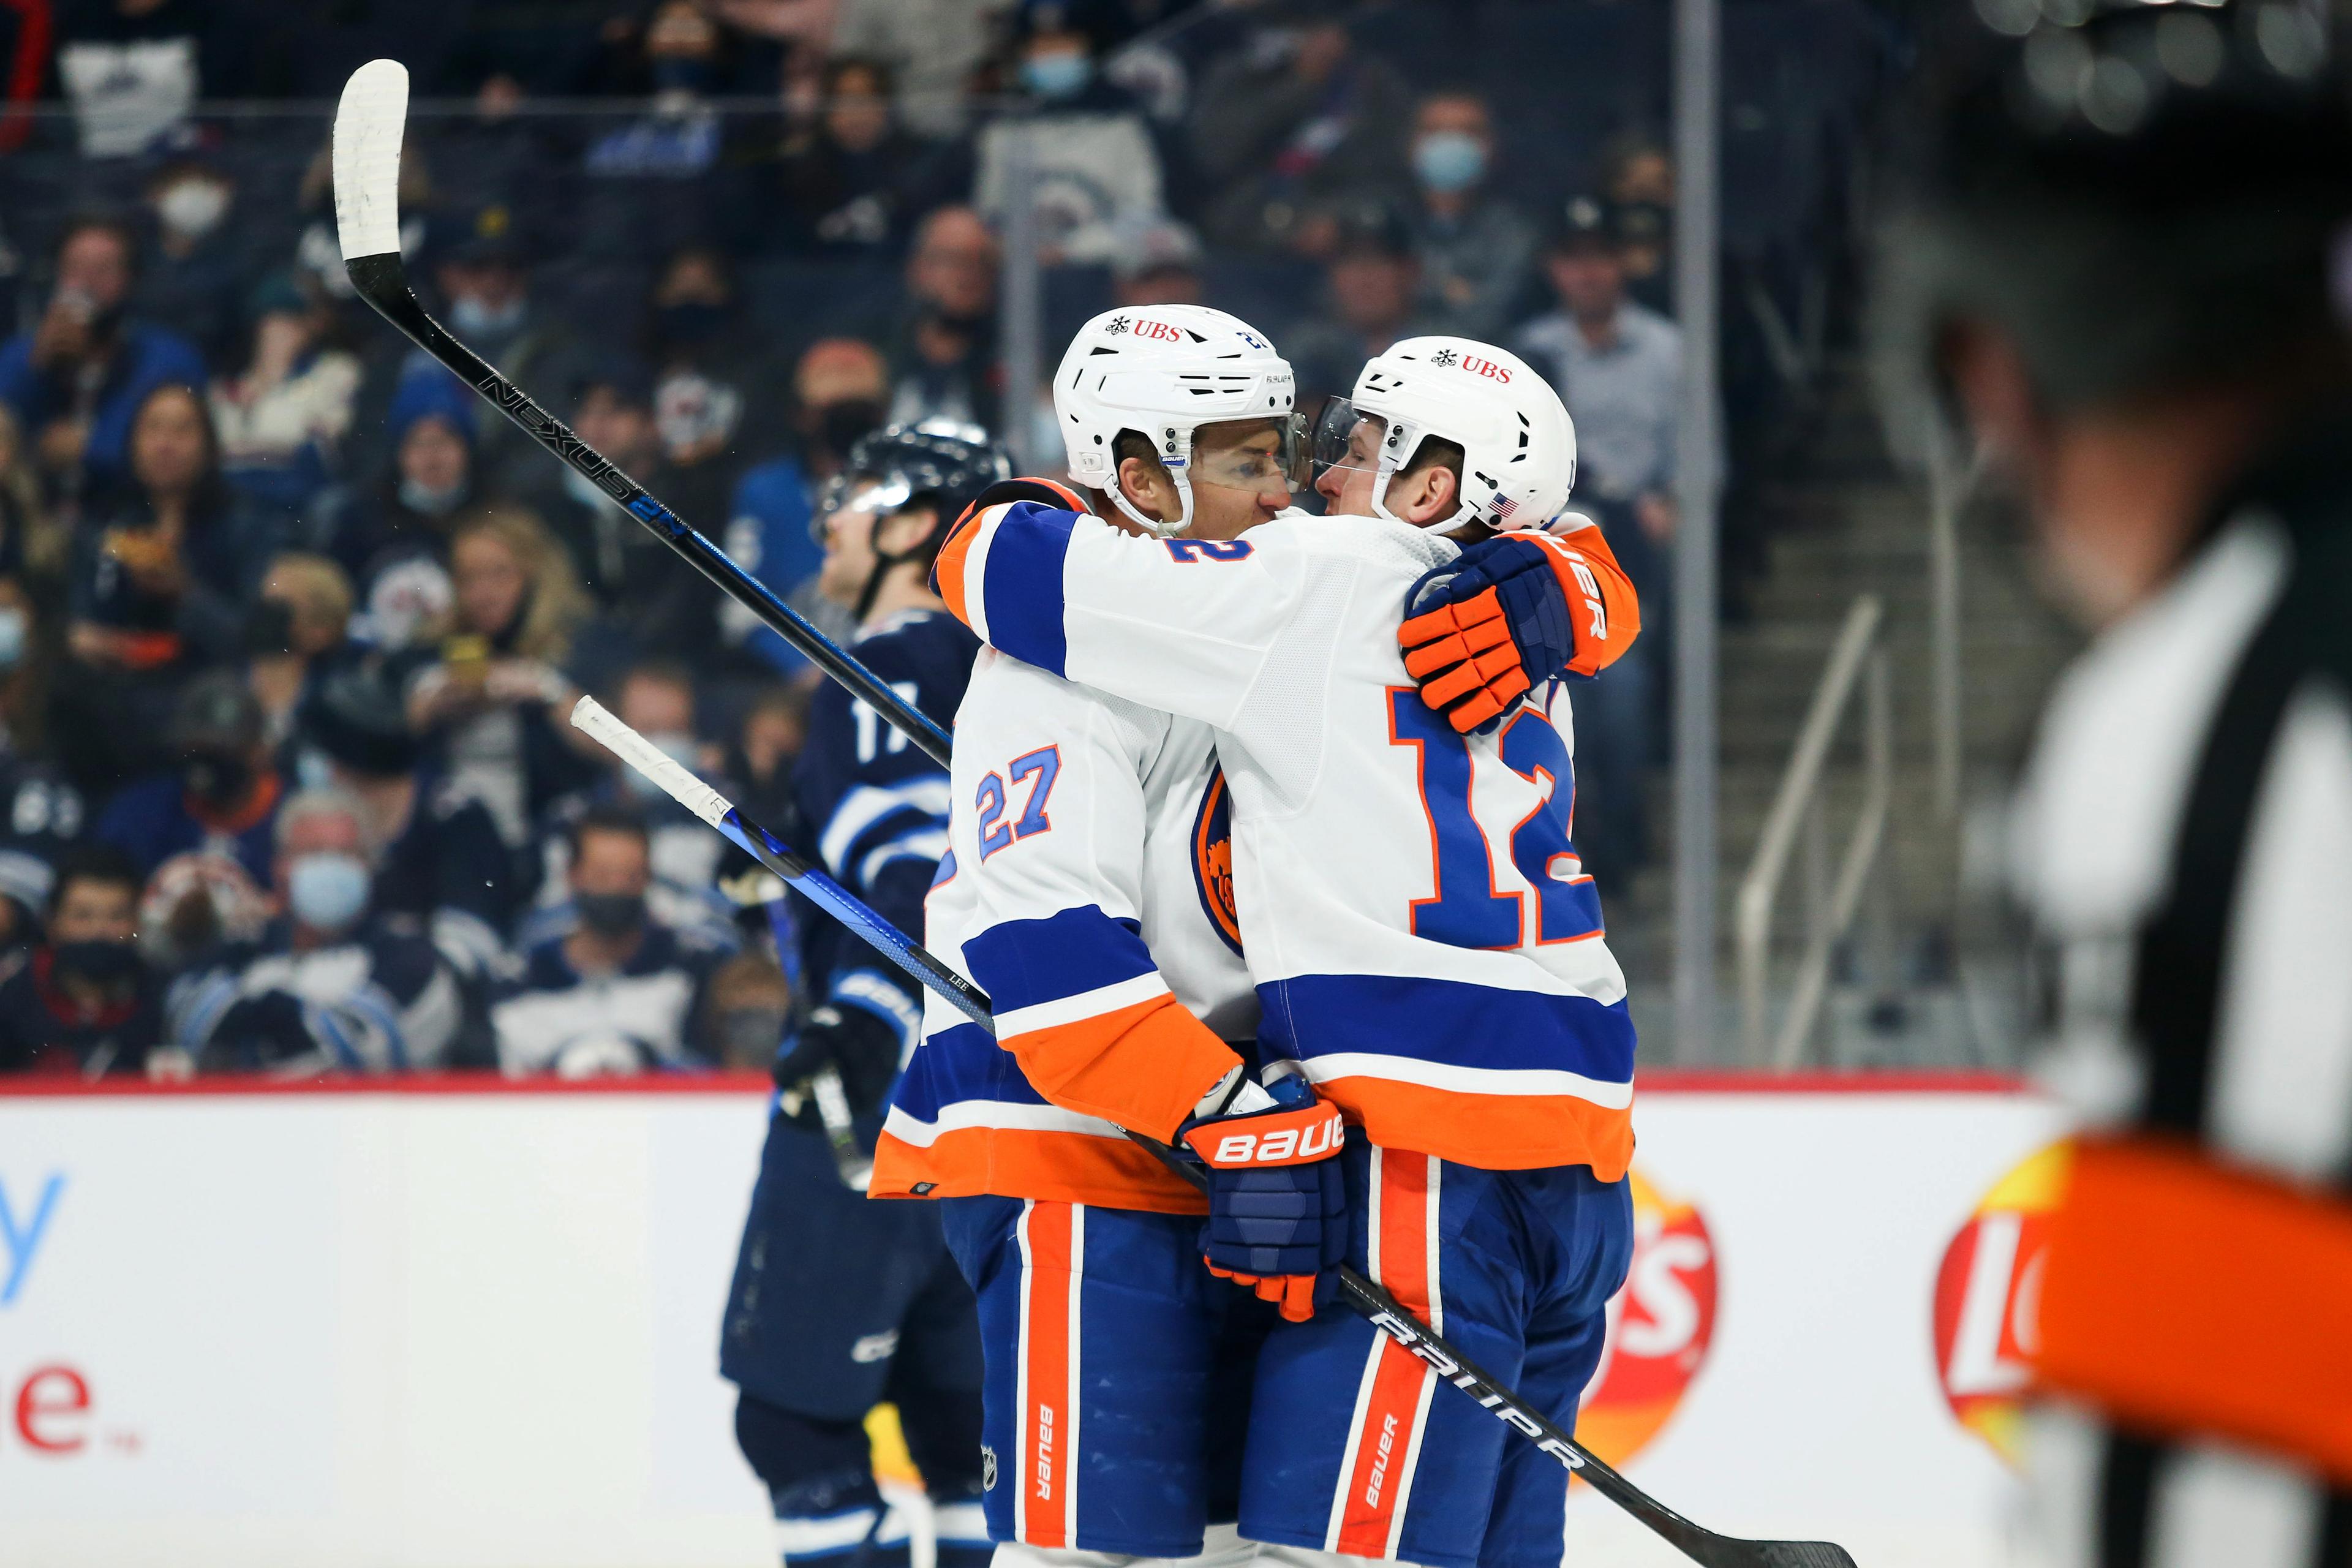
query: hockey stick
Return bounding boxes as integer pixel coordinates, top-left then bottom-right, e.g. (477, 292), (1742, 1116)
(338, 56), (1848, 1564)
(574, 699), (1853, 1568)
(571, 695), (978, 1189)
(330, 59), (952, 769)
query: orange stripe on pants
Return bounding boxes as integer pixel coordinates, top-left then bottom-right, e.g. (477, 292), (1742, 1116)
(1334, 1152), (1438, 1558)
(1018, 1200), (1077, 1547)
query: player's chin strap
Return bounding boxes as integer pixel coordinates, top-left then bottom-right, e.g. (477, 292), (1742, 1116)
(1106, 425), (1195, 537)
(855, 496), (947, 624)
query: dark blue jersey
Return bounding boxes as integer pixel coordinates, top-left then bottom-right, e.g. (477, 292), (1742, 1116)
(491, 924), (723, 1076)
(792, 608), (977, 1042)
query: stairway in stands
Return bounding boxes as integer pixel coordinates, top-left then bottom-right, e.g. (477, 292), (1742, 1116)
(1611, 352), (2081, 1066)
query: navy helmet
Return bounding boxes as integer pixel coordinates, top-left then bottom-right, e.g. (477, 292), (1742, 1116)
(815, 422), (1014, 618)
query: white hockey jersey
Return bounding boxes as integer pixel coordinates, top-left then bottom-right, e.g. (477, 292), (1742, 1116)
(872, 644), (1259, 1212)
(929, 500), (1637, 1178)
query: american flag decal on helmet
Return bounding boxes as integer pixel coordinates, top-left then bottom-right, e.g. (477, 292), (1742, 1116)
(1492, 493), (1518, 519)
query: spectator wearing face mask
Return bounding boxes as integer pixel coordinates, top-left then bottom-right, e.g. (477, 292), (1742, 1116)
(296, 657), (523, 990)
(0, 217), (208, 513)
(584, 0), (740, 180)
(883, 206), (1000, 433)
(1599, 134), (1675, 318)
(823, 0), (993, 139)
(209, 273), (362, 522)
(972, 0), (1169, 267)
(168, 786), (462, 1074)
(643, 247), (782, 538)
(0, 846), (164, 1078)
(137, 156), (249, 372)
(493, 805), (723, 1076)
(722, 337), (889, 676)
(767, 56), (952, 258)
(95, 671), (284, 887)
(1405, 89), (1537, 341)
(329, 368), (477, 650)
(431, 204), (586, 492)
(518, 663), (739, 960)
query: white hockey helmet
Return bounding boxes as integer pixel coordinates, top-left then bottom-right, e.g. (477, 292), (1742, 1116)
(1316, 336), (1577, 532)
(1052, 304), (1301, 535)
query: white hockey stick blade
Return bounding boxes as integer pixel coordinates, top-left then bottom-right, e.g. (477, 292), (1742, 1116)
(571, 696), (731, 829)
(333, 59), (409, 261)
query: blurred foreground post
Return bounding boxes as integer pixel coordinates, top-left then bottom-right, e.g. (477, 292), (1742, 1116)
(998, 121), (1044, 472)
(1672, 0), (1721, 1060)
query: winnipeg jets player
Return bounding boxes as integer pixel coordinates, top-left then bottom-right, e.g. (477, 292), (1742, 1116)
(720, 424), (1008, 1568)
(870, 305), (1297, 1568)
(925, 336), (1640, 1568)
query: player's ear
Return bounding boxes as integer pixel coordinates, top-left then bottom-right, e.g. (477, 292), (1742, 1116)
(1420, 464), (1459, 522)
(1117, 454), (1178, 524)
(875, 505), (940, 557)
(1397, 461), (1459, 526)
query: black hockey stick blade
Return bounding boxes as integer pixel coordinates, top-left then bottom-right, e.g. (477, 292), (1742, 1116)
(329, 59), (952, 770)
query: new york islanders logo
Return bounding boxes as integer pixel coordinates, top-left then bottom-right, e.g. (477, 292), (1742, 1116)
(1191, 766), (1242, 956)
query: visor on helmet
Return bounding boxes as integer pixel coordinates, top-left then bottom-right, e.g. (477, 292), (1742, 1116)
(1186, 410), (1312, 494)
(1310, 396), (1385, 480)
(810, 473), (913, 548)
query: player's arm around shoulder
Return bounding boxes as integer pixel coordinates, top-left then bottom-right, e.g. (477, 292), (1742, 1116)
(951, 655), (1243, 1140)
(931, 479), (1315, 729)
(1398, 514), (1643, 734)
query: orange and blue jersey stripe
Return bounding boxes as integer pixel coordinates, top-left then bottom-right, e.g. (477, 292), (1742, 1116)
(1257, 974), (1635, 1179)
(871, 903), (1238, 1212)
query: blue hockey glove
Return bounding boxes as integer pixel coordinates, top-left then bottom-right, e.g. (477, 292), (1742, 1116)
(1177, 1071), (1348, 1322)
(1400, 534), (1579, 734)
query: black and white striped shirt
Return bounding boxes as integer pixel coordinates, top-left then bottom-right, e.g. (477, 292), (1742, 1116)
(2010, 428), (2352, 1568)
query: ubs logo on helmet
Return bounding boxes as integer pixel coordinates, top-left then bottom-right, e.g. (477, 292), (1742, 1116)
(1932, 1142), (2064, 1465)
(1429, 348), (1511, 382)
(1134, 319), (1185, 344)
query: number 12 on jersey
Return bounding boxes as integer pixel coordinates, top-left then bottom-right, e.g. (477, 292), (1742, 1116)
(1389, 688), (1601, 949)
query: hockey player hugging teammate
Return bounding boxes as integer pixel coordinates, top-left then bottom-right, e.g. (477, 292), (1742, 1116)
(872, 306), (1645, 1568)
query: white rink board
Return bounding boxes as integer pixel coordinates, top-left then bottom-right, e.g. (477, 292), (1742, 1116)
(0, 1078), (2068, 1568)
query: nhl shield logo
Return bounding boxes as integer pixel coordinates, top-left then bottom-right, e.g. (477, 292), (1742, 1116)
(981, 1444), (997, 1491)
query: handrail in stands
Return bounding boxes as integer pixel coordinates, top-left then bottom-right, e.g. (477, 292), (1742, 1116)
(1736, 593), (1892, 1068)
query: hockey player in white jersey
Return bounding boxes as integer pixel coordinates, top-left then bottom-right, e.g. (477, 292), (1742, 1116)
(919, 331), (1642, 1568)
(869, 304), (1304, 1568)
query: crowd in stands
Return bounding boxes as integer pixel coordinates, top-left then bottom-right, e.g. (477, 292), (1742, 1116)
(0, 0), (1888, 1081)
